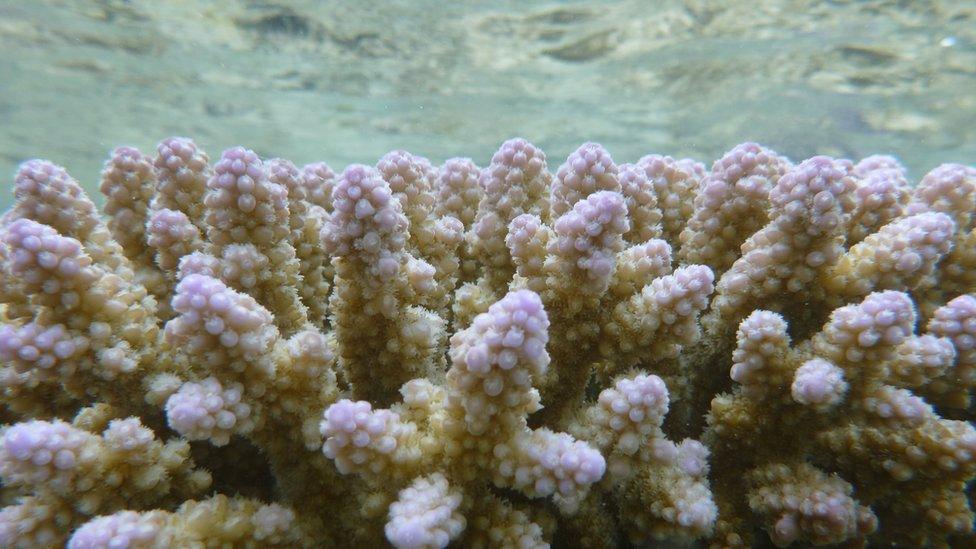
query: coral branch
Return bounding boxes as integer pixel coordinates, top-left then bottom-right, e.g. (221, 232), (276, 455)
(1, 138), (973, 547)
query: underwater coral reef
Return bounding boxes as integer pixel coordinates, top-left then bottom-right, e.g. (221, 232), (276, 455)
(0, 138), (973, 547)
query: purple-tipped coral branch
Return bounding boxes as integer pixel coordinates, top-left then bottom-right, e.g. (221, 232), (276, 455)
(0, 137), (973, 548)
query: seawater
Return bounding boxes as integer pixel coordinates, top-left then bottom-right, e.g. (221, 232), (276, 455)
(1, 1), (973, 208)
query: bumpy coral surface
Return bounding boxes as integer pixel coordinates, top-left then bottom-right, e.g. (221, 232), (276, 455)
(0, 137), (973, 548)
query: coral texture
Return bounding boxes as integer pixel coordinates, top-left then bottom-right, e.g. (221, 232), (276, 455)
(0, 137), (973, 548)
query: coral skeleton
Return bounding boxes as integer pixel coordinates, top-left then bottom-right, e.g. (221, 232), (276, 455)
(0, 138), (973, 547)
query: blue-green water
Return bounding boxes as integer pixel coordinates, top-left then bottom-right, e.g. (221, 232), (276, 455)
(1, 0), (974, 206)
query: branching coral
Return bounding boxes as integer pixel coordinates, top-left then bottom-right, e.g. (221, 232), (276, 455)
(0, 137), (973, 548)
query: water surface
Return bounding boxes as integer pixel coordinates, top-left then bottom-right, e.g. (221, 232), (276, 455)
(1, 0), (974, 207)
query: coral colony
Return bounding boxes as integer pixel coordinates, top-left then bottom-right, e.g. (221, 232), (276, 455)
(0, 136), (973, 548)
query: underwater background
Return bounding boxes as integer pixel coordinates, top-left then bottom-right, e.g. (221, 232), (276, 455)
(1, 0), (974, 209)
(1, 3), (976, 547)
